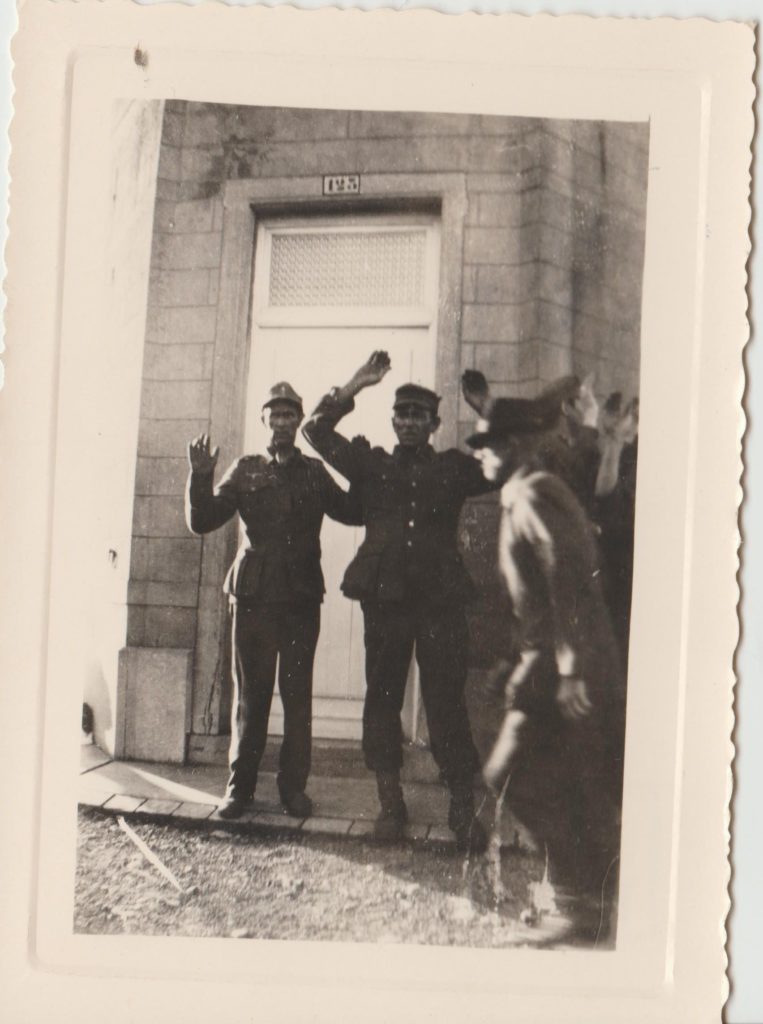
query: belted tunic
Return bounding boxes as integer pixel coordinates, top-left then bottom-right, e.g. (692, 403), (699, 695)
(302, 392), (493, 606)
(185, 447), (359, 801)
(186, 448), (358, 604)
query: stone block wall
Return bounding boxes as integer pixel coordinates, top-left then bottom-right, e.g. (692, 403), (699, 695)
(128, 101), (648, 736)
(536, 120), (648, 401)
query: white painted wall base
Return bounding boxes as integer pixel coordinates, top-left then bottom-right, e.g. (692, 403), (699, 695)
(120, 647), (193, 764)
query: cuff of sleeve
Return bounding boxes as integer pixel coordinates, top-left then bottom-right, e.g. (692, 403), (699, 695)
(327, 388), (356, 413)
(556, 643), (578, 678)
(188, 470), (215, 499)
(309, 389), (356, 422)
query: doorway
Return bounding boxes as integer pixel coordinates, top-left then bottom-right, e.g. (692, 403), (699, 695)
(244, 211), (442, 740)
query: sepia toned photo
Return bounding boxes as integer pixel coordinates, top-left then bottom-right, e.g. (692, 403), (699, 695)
(72, 98), (647, 950)
(3, 6), (752, 1023)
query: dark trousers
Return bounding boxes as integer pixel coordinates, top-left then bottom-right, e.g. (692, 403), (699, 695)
(226, 600), (320, 801)
(505, 709), (623, 901)
(361, 600), (480, 785)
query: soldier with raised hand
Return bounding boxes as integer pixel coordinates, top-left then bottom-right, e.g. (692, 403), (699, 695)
(186, 383), (360, 821)
(302, 352), (496, 851)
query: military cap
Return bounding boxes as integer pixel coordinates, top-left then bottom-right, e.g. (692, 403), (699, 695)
(393, 383), (441, 414)
(465, 397), (560, 449)
(262, 381), (303, 414)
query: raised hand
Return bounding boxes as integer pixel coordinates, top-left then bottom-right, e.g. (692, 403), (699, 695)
(615, 397), (639, 444)
(351, 350), (392, 390)
(577, 373), (599, 429)
(461, 369), (490, 414)
(598, 392), (624, 439)
(188, 434), (220, 475)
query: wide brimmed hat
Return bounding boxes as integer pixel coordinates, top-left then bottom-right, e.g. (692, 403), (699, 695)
(393, 383), (441, 414)
(465, 397), (560, 449)
(262, 381), (303, 414)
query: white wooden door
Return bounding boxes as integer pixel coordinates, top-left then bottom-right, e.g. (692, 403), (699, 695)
(245, 213), (441, 740)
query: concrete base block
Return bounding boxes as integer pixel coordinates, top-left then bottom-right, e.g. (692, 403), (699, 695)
(120, 646), (193, 763)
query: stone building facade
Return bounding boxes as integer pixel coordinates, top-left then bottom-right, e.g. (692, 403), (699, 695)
(113, 101), (648, 764)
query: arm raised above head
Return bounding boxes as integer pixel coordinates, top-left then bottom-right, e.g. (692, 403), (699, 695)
(334, 350), (391, 405)
(302, 392), (359, 484)
(313, 462), (364, 527)
(302, 351), (390, 483)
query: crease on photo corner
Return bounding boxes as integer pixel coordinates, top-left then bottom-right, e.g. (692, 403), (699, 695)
(726, 22), (758, 1020)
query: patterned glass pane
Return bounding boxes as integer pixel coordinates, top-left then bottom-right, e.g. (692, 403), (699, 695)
(269, 230), (428, 308)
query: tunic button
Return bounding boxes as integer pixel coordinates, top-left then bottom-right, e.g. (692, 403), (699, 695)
(408, 520), (415, 528)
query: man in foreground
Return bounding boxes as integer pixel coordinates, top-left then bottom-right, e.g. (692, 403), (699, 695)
(466, 396), (626, 943)
(185, 383), (359, 820)
(303, 352), (492, 851)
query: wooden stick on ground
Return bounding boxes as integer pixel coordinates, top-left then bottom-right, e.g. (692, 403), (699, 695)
(116, 815), (186, 893)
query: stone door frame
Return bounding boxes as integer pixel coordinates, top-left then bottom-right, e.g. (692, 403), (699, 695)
(188, 172), (468, 757)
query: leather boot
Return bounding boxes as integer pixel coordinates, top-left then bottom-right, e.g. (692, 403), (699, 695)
(448, 783), (488, 854)
(217, 795), (254, 820)
(278, 786), (313, 819)
(374, 772), (408, 842)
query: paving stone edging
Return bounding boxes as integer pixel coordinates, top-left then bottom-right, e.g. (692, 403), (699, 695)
(78, 793), (461, 849)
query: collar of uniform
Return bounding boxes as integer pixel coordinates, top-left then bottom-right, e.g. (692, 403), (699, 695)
(392, 443), (435, 461)
(267, 446), (306, 467)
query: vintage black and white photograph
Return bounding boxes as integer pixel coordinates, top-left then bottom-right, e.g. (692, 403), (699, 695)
(72, 97), (647, 951)
(4, 5), (753, 1023)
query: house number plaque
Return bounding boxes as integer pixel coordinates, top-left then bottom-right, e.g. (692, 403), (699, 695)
(323, 174), (361, 195)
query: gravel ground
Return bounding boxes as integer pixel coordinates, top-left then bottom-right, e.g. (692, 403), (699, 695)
(75, 808), (551, 947)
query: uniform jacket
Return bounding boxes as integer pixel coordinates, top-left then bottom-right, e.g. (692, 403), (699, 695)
(302, 391), (495, 605)
(497, 467), (624, 715)
(185, 448), (360, 604)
